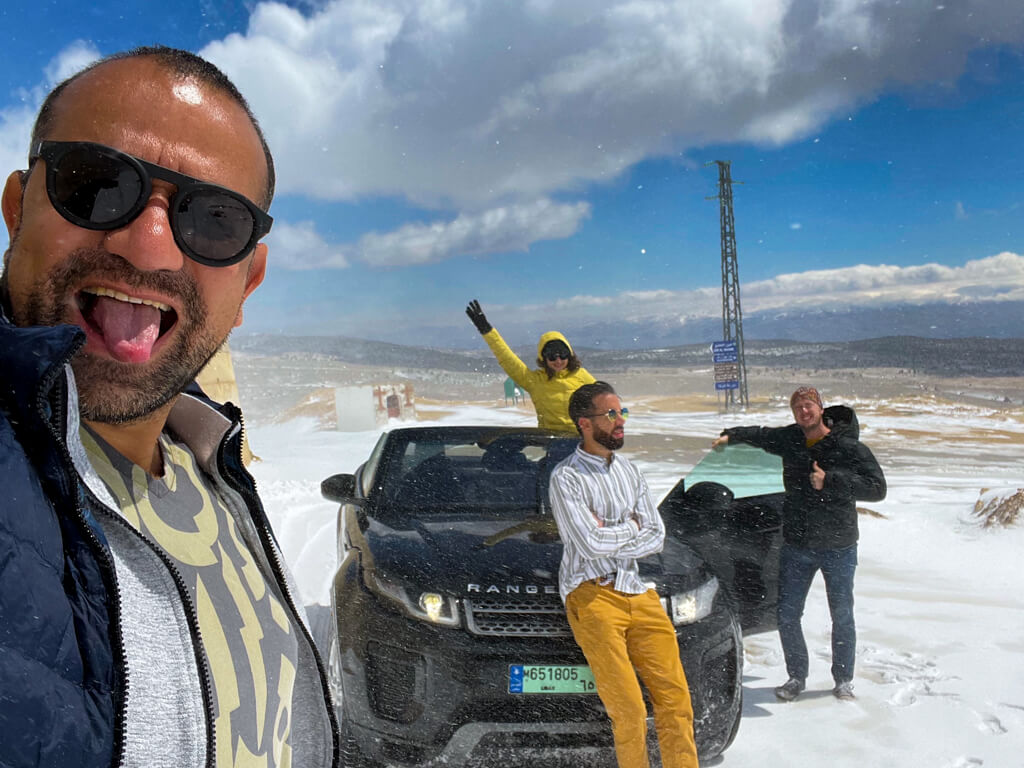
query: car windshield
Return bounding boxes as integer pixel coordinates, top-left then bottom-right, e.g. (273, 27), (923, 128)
(685, 444), (784, 499)
(376, 430), (578, 514)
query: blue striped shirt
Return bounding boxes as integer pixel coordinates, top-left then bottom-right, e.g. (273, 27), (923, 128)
(549, 445), (665, 603)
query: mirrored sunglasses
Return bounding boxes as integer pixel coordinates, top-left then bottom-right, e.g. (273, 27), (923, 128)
(585, 408), (629, 422)
(30, 140), (273, 267)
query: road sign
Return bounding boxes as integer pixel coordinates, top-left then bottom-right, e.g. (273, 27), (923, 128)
(714, 363), (740, 380)
(712, 340), (738, 363)
(711, 340), (739, 391)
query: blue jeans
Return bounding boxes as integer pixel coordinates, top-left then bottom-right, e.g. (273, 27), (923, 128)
(777, 543), (857, 684)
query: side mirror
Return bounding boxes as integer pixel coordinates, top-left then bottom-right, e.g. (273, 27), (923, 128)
(321, 473), (357, 502)
(660, 480), (735, 535)
(686, 481), (735, 509)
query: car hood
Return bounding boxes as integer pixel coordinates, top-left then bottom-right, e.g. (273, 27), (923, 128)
(362, 514), (712, 596)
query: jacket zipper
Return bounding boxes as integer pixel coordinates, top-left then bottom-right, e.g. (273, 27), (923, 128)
(34, 347), (130, 768)
(87, 496), (218, 768)
(36, 347), (216, 768)
(217, 404), (341, 767)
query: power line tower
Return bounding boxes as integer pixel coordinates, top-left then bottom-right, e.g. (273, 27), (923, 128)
(707, 160), (749, 410)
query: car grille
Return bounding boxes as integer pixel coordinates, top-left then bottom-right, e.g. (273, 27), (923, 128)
(465, 597), (572, 637)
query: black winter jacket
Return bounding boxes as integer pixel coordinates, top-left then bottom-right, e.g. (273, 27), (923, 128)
(0, 319), (120, 768)
(723, 405), (886, 549)
(0, 314), (339, 768)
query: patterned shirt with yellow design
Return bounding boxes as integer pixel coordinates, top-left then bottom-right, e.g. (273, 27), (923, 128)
(82, 426), (299, 768)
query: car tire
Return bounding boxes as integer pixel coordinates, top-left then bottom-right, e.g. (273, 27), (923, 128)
(721, 686), (743, 751)
(718, 603), (744, 754)
(693, 605), (744, 763)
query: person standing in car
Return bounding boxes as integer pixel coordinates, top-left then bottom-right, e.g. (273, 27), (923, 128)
(465, 298), (595, 431)
(712, 386), (886, 702)
(550, 381), (699, 768)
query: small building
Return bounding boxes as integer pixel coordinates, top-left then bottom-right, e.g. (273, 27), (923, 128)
(334, 383), (417, 431)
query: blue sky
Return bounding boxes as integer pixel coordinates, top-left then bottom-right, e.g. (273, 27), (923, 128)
(2, 0), (1023, 348)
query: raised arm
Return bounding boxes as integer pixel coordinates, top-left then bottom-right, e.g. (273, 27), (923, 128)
(719, 424), (791, 455)
(466, 299), (533, 388)
(483, 329), (533, 388)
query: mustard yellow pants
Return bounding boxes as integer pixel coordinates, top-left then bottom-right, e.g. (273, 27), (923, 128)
(566, 581), (699, 768)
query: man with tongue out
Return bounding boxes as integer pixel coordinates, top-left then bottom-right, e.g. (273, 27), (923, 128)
(0, 47), (337, 768)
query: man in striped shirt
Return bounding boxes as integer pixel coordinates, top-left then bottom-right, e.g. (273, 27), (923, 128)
(549, 382), (698, 768)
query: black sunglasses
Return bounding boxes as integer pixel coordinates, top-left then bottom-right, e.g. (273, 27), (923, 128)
(29, 140), (273, 267)
(544, 351), (569, 361)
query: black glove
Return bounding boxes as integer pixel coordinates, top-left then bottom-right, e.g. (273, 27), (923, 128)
(465, 299), (492, 335)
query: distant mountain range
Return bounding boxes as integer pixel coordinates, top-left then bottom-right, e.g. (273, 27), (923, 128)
(568, 301), (1024, 349)
(231, 333), (1024, 377)
(259, 299), (1022, 353)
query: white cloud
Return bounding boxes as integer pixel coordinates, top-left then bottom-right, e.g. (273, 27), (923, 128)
(354, 199), (590, 267)
(44, 40), (102, 86)
(268, 198), (589, 269)
(0, 43), (101, 176)
(742, 252), (1024, 307)
(266, 220), (350, 269)
(0, 104), (36, 197)
(515, 252), (1024, 326)
(201, 0), (1024, 209)
(3, 6), (1022, 266)
(0, 42), (103, 255)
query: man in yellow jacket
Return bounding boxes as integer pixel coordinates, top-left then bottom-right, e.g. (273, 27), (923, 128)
(466, 300), (595, 432)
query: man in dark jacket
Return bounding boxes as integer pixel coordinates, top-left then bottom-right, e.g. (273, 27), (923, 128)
(712, 386), (885, 702)
(0, 47), (337, 767)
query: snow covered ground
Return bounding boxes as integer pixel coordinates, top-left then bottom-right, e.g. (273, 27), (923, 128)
(249, 399), (1024, 767)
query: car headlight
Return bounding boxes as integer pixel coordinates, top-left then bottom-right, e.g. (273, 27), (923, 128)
(669, 576), (719, 625)
(366, 570), (461, 627)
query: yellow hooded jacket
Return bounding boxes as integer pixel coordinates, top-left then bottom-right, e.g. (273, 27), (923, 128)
(482, 329), (596, 432)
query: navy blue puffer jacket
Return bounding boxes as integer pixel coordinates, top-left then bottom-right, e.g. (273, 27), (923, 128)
(0, 317), (121, 768)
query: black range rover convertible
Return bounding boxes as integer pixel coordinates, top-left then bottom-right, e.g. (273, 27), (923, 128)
(321, 426), (786, 767)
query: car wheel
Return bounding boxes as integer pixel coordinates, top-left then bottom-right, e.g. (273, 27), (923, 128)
(721, 686), (742, 751)
(694, 606), (744, 763)
(717, 605), (744, 754)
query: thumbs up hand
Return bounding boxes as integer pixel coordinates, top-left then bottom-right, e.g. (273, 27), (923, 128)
(810, 461), (825, 491)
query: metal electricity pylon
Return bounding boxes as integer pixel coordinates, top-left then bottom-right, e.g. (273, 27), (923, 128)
(706, 160), (749, 409)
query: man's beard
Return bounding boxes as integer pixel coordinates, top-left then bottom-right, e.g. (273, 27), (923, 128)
(15, 248), (224, 424)
(593, 422), (624, 451)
